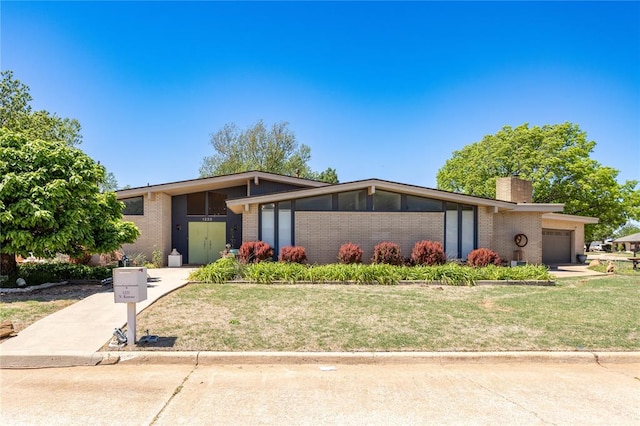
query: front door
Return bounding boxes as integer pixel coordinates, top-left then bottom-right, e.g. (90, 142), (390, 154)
(188, 222), (226, 264)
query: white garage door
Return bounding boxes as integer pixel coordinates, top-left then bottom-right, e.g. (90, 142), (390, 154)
(542, 229), (571, 264)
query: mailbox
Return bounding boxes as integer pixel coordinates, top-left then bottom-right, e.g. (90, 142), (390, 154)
(113, 267), (148, 303)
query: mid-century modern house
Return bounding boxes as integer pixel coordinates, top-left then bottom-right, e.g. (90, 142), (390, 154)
(115, 171), (598, 266)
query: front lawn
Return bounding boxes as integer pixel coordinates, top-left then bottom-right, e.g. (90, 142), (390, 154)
(127, 275), (639, 352)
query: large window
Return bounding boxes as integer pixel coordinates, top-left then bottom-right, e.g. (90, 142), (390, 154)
(338, 190), (367, 211)
(445, 202), (476, 259)
(260, 202), (292, 256)
(122, 196), (143, 215)
(372, 190), (401, 211)
(406, 195), (443, 212)
(187, 192), (227, 216)
(295, 194), (333, 211)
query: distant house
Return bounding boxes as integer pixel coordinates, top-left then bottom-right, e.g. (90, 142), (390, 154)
(116, 172), (597, 266)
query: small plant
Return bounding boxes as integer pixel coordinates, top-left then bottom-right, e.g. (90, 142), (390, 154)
(279, 246), (307, 263)
(467, 248), (502, 267)
(152, 245), (163, 268)
(338, 242), (363, 264)
(129, 252), (148, 267)
(238, 241), (274, 264)
(411, 240), (447, 266)
(372, 242), (403, 265)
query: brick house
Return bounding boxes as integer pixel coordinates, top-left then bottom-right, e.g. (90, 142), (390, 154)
(116, 171), (597, 266)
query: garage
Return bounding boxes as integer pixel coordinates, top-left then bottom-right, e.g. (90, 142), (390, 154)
(542, 229), (572, 264)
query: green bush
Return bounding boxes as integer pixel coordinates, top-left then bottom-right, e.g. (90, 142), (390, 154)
(189, 257), (243, 283)
(3, 262), (114, 287)
(188, 259), (552, 285)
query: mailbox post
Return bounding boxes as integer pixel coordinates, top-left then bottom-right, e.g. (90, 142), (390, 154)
(113, 267), (148, 345)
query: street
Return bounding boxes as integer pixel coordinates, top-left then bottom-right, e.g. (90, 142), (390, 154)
(1, 360), (638, 425)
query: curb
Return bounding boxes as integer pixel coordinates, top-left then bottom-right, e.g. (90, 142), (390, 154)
(3, 351), (639, 369)
(104, 351), (640, 367)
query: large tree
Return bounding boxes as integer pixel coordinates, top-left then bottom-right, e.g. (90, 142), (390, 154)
(200, 120), (339, 183)
(0, 71), (138, 276)
(0, 130), (139, 275)
(436, 122), (640, 243)
(1, 70), (82, 146)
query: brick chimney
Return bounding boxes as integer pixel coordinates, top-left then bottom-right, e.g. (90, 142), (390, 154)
(496, 176), (533, 203)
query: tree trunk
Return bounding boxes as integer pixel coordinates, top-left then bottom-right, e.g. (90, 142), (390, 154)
(1, 253), (17, 276)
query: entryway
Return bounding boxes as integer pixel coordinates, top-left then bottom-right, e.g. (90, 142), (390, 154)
(188, 222), (226, 264)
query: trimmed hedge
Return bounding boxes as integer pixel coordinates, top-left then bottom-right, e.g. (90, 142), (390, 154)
(372, 242), (403, 265)
(467, 248), (502, 267)
(238, 241), (274, 264)
(411, 240), (447, 266)
(279, 246), (307, 264)
(337, 243), (363, 264)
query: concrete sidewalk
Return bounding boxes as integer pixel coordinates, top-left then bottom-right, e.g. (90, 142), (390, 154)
(0, 267), (196, 368)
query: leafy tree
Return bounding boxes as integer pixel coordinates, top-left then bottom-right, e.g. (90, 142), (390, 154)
(99, 171), (119, 192)
(614, 223), (640, 239)
(1, 70), (82, 146)
(436, 122), (640, 244)
(0, 130), (139, 276)
(200, 120), (338, 183)
(315, 167), (339, 184)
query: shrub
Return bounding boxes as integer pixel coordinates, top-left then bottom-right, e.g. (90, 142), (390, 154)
(372, 242), (403, 265)
(279, 246), (307, 263)
(467, 248), (502, 267)
(338, 242), (363, 264)
(411, 240), (447, 266)
(190, 257), (242, 283)
(238, 241), (274, 264)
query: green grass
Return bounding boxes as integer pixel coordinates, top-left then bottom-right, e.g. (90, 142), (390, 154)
(131, 275), (639, 352)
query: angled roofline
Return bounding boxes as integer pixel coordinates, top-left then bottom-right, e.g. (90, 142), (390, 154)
(226, 178), (522, 214)
(542, 212), (599, 224)
(115, 171), (329, 198)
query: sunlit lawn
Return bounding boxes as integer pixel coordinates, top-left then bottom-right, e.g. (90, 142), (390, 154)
(128, 275), (639, 352)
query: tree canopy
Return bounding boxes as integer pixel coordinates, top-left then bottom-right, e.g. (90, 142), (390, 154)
(0, 71), (138, 275)
(0, 130), (139, 260)
(1, 70), (82, 146)
(200, 120), (338, 183)
(436, 122), (640, 242)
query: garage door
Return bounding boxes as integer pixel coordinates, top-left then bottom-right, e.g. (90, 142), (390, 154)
(542, 229), (571, 264)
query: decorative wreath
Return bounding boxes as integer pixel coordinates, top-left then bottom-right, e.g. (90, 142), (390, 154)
(514, 233), (528, 248)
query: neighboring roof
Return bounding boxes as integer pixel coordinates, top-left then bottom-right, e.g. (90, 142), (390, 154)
(542, 212), (599, 224)
(613, 232), (640, 243)
(115, 171), (329, 198)
(226, 178), (551, 214)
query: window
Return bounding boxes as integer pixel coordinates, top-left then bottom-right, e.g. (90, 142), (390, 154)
(261, 203), (276, 248)
(295, 194), (333, 211)
(338, 190), (367, 211)
(187, 192), (206, 215)
(445, 202), (476, 259)
(207, 192), (227, 216)
(373, 190), (401, 211)
(406, 195), (443, 212)
(122, 196), (143, 215)
(187, 192), (227, 216)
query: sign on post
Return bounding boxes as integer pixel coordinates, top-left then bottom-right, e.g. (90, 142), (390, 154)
(113, 267), (148, 345)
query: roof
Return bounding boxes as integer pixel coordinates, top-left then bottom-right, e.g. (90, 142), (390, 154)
(542, 212), (600, 224)
(115, 171), (329, 198)
(226, 178), (563, 214)
(613, 232), (640, 243)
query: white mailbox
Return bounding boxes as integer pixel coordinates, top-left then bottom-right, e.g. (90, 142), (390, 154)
(113, 267), (148, 303)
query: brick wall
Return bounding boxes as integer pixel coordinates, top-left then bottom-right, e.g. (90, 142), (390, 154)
(496, 176), (533, 203)
(122, 192), (172, 266)
(294, 212), (444, 264)
(242, 204), (259, 242)
(492, 212), (542, 264)
(477, 206), (494, 249)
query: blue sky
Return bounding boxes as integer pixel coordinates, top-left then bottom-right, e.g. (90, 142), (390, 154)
(2, 1), (639, 189)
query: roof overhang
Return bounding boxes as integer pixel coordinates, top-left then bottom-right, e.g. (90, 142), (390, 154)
(226, 179), (517, 214)
(511, 203), (565, 213)
(542, 212), (599, 224)
(115, 171), (329, 198)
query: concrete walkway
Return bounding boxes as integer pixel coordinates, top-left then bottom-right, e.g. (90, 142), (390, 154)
(0, 267), (196, 368)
